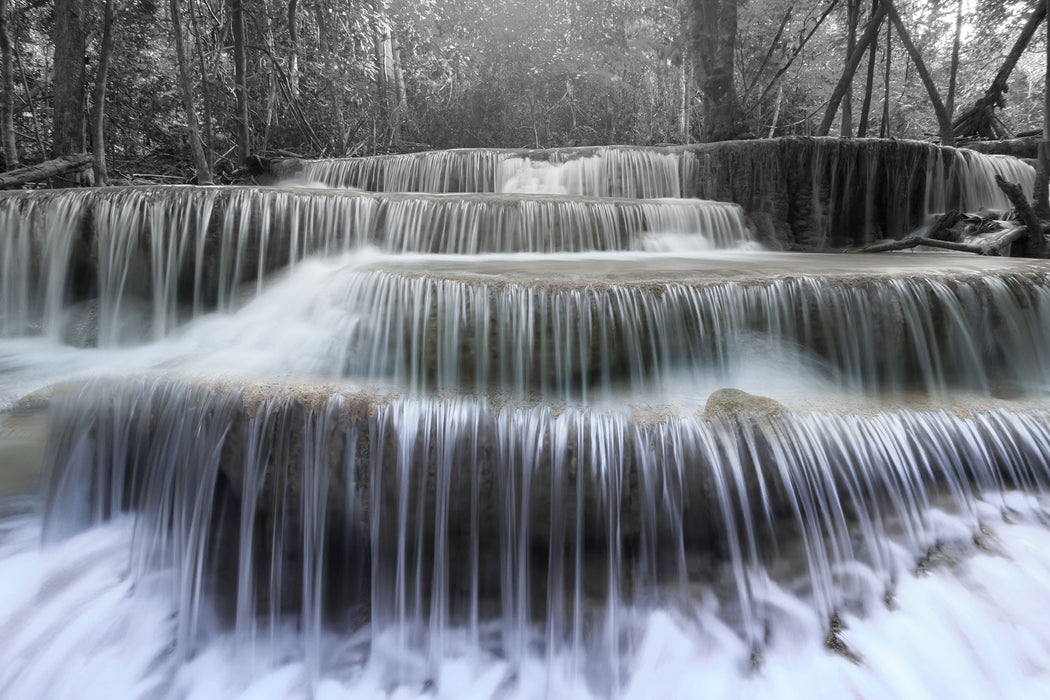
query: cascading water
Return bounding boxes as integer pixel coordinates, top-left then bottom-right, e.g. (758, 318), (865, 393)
(289, 139), (1036, 246)
(0, 187), (749, 344)
(4, 138), (1050, 699)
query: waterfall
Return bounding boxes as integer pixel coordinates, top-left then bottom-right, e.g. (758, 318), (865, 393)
(34, 377), (1050, 693)
(332, 262), (1050, 397)
(0, 186), (749, 344)
(292, 139), (1035, 247)
(497, 149), (685, 198)
(3, 139), (1050, 698)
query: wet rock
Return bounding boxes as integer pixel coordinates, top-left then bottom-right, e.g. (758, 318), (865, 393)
(703, 388), (788, 422)
(825, 612), (862, 664)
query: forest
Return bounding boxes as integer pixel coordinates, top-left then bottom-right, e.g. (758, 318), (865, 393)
(2, 0), (1048, 185)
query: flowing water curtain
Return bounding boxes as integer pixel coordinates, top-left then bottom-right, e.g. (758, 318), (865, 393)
(331, 268), (1050, 397)
(36, 378), (1050, 685)
(297, 141), (1035, 248)
(0, 191), (91, 338)
(0, 186), (757, 346)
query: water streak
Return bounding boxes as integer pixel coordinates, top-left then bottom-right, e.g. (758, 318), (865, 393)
(34, 377), (1050, 694)
(0, 187), (748, 344)
(333, 266), (1050, 397)
(295, 140), (1033, 244)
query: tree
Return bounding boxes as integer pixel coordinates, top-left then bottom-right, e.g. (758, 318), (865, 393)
(230, 0), (251, 164)
(287, 0), (299, 97)
(842, 0), (860, 136)
(954, 1), (1046, 139)
(691, 0), (740, 141)
(170, 0), (212, 183)
(4, 0), (1043, 178)
(882, 0), (953, 145)
(52, 0), (87, 158)
(1036, 0), (1050, 217)
(92, 0), (118, 184)
(818, 0), (952, 145)
(856, 0), (879, 136)
(0, 0), (17, 168)
(819, 3), (888, 136)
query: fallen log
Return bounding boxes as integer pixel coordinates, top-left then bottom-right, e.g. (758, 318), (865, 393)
(925, 209), (963, 241)
(961, 136), (1040, 159)
(0, 153), (92, 188)
(995, 173), (1046, 257)
(849, 222), (1030, 256)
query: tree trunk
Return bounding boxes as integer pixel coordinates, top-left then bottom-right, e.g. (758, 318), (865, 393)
(391, 31), (407, 141)
(961, 135), (1040, 157)
(189, 0), (214, 165)
(768, 84), (783, 137)
(691, 0), (739, 141)
(91, 0), (117, 185)
(373, 23), (390, 140)
(0, 153), (91, 187)
(946, 0), (963, 119)
(231, 0), (251, 164)
(1035, 0), (1050, 217)
(678, 50), (690, 143)
(0, 0), (16, 168)
(818, 3), (887, 136)
(52, 0), (87, 159)
(841, 0), (859, 136)
(880, 19), (891, 137)
(997, 173), (1046, 256)
(857, 0), (879, 137)
(170, 0), (212, 184)
(882, 0), (954, 145)
(287, 0), (299, 97)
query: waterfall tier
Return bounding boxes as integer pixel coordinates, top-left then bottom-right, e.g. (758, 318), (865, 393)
(333, 254), (1050, 397)
(281, 138), (1034, 247)
(0, 186), (748, 343)
(38, 376), (1050, 689)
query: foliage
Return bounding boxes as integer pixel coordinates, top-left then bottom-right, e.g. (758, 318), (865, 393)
(4, 0), (1047, 178)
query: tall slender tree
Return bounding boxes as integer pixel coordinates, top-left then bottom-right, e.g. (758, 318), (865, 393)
(819, 3), (887, 136)
(170, 0), (212, 183)
(842, 0), (860, 136)
(230, 0), (251, 163)
(52, 0), (87, 158)
(857, 0), (879, 136)
(0, 0), (17, 168)
(1035, 0), (1050, 216)
(92, 0), (117, 184)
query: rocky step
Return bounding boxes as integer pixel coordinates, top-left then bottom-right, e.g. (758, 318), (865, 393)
(334, 253), (1050, 396)
(0, 185), (747, 342)
(36, 375), (1050, 623)
(274, 137), (1035, 248)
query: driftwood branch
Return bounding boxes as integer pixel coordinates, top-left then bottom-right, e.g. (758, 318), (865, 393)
(995, 173), (1046, 257)
(849, 225), (1029, 255)
(925, 209), (963, 241)
(0, 152), (92, 188)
